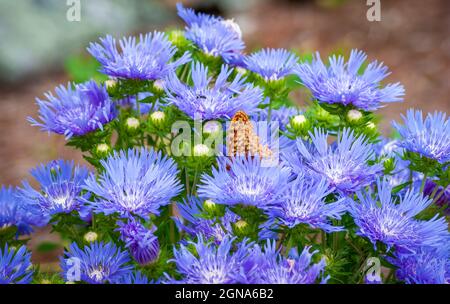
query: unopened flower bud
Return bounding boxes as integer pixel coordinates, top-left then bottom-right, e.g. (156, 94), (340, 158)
(291, 114), (309, 131)
(168, 30), (187, 46)
(150, 111), (166, 124)
(233, 220), (249, 235)
(153, 79), (165, 92)
(125, 117), (140, 130)
(105, 79), (117, 89)
(347, 110), (363, 122)
(203, 199), (217, 213)
(193, 144), (210, 157)
(84, 231), (98, 243)
(96, 143), (110, 155)
(41, 279), (51, 284)
(235, 67), (247, 75)
(367, 122), (376, 129)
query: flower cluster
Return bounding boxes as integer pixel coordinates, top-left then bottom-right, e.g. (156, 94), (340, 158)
(1, 3), (448, 285)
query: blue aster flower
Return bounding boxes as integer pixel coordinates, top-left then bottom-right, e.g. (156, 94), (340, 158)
(83, 148), (182, 219)
(387, 246), (450, 284)
(0, 186), (46, 235)
(29, 80), (117, 139)
(18, 160), (90, 218)
(295, 49), (404, 111)
(243, 241), (327, 284)
(117, 217), (160, 265)
(348, 179), (450, 250)
(168, 235), (253, 284)
(286, 128), (383, 194)
(61, 242), (133, 284)
(245, 49), (299, 81)
(174, 197), (239, 243)
(177, 4), (245, 64)
(269, 176), (347, 233)
(198, 156), (292, 207)
(114, 271), (152, 284)
(393, 109), (450, 164)
(0, 244), (33, 284)
(87, 32), (190, 80)
(165, 62), (262, 120)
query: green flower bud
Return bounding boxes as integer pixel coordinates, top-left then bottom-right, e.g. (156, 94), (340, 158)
(193, 144), (210, 157)
(84, 231), (98, 243)
(292, 114), (307, 127)
(347, 109), (363, 122)
(290, 114), (310, 132)
(150, 111), (166, 125)
(96, 143), (110, 156)
(105, 79), (117, 89)
(233, 220), (249, 235)
(204, 199), (216, 210)
(125, 117), (140, 130)
(168, 30), (188, 47)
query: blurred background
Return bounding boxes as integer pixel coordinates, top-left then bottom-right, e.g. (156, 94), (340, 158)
(0, 0), (449, 187)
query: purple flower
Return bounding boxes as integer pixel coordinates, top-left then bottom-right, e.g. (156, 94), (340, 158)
(243, 241), (328, 284)
(29, 80), (117, 138)
(393, 109), (450, 164)
(269, 176), (347, 232)
(165, 62), (262, 120)
(245, 49), (299, 81)
(83, 148), (182, 219)
(168, 235), (253, 284)
(177, 3), (245, 64)
(388, 246), (450, 284)
(60, 242), (133, 284)
(0, 244), (33, 284)
(286, 128), (383, 194)
(295, 49), (404, 111)
(348, 179), (449, 251)
(87, 32), (190, 80)
(18, 160), (90, 218)
(117, 217), (160, 265)
(198, 156), (292, 208)
(0, 186), (46, 235)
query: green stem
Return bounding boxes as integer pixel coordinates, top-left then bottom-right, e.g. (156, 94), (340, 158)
(321, 230), (327, 252)
(185, 169), (190, 195)
(191, 165), (199, 196)
(345, 237), (363, 256)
